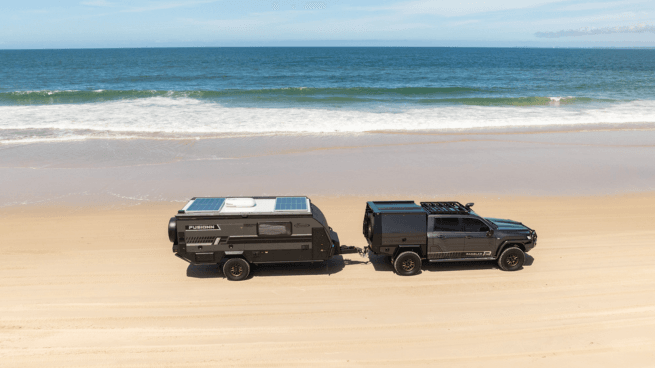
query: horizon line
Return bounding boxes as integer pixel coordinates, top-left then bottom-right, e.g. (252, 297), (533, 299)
(2, 45), (655, 51)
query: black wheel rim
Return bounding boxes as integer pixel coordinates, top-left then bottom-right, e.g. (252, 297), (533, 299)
(506, 254), (519, 267)
(230, 264), (243, 277)
(401, 258), (416, 272)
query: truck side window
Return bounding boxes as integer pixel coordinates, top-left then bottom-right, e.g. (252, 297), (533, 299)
(258, 222), (292, 236)
(433, 217), (461, 232)
(462, 218), (490, 232)
(382, 214), (425, 234)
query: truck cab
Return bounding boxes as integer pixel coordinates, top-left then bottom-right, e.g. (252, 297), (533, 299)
(363, 201), (537, 275)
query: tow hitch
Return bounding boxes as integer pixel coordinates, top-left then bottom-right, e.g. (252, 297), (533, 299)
(339, 245), (369, 257)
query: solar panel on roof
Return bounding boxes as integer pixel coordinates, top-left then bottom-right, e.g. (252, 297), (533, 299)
(275, 197), (307, 211)
(186, 198), (225, 212)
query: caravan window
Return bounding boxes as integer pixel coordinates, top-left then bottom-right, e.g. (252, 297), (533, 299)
(257, 222), (292, 236)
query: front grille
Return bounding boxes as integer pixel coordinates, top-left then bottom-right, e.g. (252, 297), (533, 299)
(186, 236), (218, 245)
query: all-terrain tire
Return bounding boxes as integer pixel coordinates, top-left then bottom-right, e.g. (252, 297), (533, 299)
(497, 247), (525, 271)
(365, 217), (374, 240)
(393, 251), (422, 276)
(223, 257), (250, 281)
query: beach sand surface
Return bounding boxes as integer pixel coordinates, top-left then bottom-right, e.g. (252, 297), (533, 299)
(1, 194), (655, 367)
(2, 126), (655, 207)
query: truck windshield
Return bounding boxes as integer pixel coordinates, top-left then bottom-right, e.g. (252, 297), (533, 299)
(310, 203), (329, 229)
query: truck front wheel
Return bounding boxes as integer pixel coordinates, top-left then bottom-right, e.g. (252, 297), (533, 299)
(498, 247), (525, 271)
(394, 251), (422, 276)
(223, 258), (250, 281)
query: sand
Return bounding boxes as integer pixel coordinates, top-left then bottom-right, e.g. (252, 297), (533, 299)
(3, 126), (655, 207)
(2, 194), (655, 367)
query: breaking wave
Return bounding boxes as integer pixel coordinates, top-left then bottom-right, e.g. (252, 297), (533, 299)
(0, 97), (652, 144)
(0, 88), (616, 106)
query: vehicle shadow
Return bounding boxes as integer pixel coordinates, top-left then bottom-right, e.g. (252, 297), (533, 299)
(251, 256), (347, 278)
(422, 253), (535, 272)
(368, 253), (534, 274)
(186, 254), (534, 278)
(186, 255), (364, 279)
(186, 263), (222, 278)
(368, 254), (395, 272)
(525, 254), (535, 266)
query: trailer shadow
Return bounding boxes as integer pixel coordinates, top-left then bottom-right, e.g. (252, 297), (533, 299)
(186, 255), (367, 279)
(251, 257), (347, 278)
(186, 263), (222, 278)
(368, 253), (534, 274)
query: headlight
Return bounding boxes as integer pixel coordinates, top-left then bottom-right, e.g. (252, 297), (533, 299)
(527, 235), (532, 240)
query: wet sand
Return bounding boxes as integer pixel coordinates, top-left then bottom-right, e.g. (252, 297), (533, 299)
(1, 125), (655, 207)
(2, 194), (655, 367)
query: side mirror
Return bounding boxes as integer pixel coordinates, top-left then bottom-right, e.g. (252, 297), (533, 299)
(465, 203), (474, 208)
(486, 229), (494, 237)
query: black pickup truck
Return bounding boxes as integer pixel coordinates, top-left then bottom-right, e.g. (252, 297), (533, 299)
(363, 201), (537, 275)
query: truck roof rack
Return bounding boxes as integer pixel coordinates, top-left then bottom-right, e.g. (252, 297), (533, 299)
(420, 202), (471, 215)
(367, 201), (426, 213)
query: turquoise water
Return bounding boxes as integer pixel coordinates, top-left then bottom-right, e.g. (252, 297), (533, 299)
(2, 47), (654, 104)
(1, 47), (654, 142)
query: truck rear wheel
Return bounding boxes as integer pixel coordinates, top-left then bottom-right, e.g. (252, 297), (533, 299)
(223, 258), (250, 281)
(498, 247), (525, 271)
(394, 251), (421, 276)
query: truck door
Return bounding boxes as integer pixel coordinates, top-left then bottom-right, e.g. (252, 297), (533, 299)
(461, 218), (493, 255)
(428, 216), (465, 259)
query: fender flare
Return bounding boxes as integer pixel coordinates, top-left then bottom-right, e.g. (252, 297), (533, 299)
(495, 241), (526, 258)
(393, 245), (424, 259)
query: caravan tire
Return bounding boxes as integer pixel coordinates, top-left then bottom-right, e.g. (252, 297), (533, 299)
(223, 258), (250, 281)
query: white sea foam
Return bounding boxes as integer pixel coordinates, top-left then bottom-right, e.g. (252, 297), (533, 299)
(549, 96), (574, 101)
(1, 97), (654, 143)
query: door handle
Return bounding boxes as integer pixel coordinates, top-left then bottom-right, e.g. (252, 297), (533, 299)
(465, 236), (472, 239)
(436, 235), (445, 239)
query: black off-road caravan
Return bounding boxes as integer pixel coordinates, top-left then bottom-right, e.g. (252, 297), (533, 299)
(168, 196), (361, 280)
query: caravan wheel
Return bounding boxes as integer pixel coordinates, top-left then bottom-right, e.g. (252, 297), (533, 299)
(223, 258), (250, 281)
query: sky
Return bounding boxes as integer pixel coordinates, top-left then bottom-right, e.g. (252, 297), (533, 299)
(1, 0), (654, 48)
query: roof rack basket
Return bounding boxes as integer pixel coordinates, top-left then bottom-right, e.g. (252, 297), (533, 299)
(420, 202), (471, 215)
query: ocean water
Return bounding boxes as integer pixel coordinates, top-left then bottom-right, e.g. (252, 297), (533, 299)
(1, 47), (654, 144)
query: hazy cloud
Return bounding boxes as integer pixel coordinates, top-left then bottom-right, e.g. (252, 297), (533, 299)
(535, 23), (655, 37)
(559, 1), (626, 12)
(122, 0), (218, 13)
(349, 0), (565, 17)
(80, 0), (114, 6)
